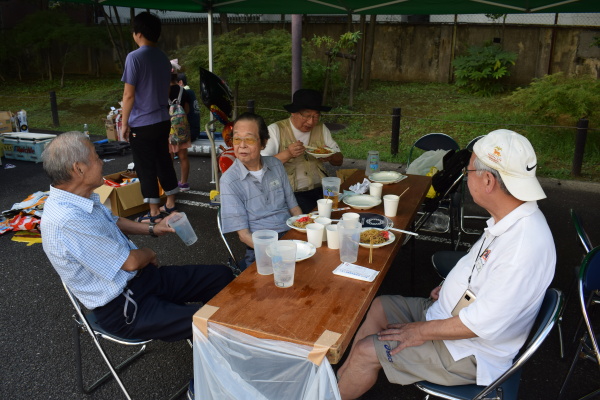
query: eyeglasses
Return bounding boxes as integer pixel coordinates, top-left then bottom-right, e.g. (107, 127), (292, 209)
(463, 168), (479, 176)
(232, 137), (258, 146)
(298, 112), (321, 121)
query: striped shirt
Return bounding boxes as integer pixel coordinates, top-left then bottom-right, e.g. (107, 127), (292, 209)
(41, 186), (137, 309)
(220, 156), (298, 234)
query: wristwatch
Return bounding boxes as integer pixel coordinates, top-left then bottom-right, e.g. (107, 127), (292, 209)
(148, 223), (158, 237)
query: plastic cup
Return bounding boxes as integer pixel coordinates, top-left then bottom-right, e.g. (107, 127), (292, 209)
(369, 182), (383, 199)
(338, 219), (362, 263)
(322, 177), (341, 209)
(306, 223), (325, 248)
(317, 198), (333, 218)
(383, 194), (400, 217)
(342, 212), (360, 222)
(326, 225), (340, 249)
(252, 230), (279, 275)
(167, 212), (198, 246)
(268, 241), (297, 288)
(315, 217), (332, 241)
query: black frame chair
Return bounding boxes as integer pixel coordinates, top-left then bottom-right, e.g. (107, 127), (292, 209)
(559, 246), (600, 400)
(414, 288), (563, 400)
(63, 282), (189, 400)
(457, 136), (488, 242)
(407, 133), (460, 168)
(217, 206), (242, 276)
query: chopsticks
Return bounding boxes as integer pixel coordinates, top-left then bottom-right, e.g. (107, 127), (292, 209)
(388, 227), (419, 236)
(399, 187), (410, 198)
(369, 238), (374, 264)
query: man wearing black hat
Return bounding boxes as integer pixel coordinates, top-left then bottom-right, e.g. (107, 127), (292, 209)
(261, 89), (344, 213)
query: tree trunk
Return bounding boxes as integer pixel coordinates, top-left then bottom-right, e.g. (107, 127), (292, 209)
(354, 14), (366, 91)
(219, 13), (229, 33)
(362, 15), (376, 90)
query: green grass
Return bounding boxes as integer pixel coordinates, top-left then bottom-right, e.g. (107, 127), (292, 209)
(1, 76), (598, 182)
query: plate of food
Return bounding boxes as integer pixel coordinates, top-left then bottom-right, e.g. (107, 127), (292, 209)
(266, 240), (316, 262)
(343, 194), (382, 210)
(286, 213), (319, 232)
(359, 228), (396, 248)
(306, 146), (334, 159)
(369, 171), (407, 185)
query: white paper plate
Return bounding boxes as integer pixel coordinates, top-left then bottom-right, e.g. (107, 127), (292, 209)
(343, 194), (382, 210)
(358, 228), (396, 248)
(369, 171), (407, 185)
(286, 213), (319, 232)
(266, 240), (316, 262)
(306, 147), (334, 158)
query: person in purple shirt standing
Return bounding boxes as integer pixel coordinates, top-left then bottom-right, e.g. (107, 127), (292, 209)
(121, 11), (179, 224)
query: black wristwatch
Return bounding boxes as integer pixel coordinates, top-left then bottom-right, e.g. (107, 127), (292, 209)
(148, 223), (158, 237)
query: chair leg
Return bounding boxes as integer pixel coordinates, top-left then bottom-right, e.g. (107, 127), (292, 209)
(558, 339), (585, 399)
(557, 316), (565, 359)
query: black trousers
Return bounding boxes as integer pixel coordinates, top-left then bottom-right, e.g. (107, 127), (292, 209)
(129, 120), (179, 203)
(294, 187), (323, 214)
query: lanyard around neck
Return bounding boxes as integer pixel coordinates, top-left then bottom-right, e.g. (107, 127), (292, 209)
(467, 234), (497, 287)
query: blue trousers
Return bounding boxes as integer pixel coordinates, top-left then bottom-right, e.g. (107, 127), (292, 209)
(94, 264), (234, 342)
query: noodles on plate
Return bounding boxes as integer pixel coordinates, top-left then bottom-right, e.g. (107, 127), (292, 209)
(360, 229), (389, 244)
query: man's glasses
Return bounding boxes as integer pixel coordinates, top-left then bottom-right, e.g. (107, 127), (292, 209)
(298, 112), (321, 121)
(463, 168), (478, 176)
(232, 137), (258, 145)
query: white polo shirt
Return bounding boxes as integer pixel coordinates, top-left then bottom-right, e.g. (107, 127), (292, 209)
(426, 201), (555, 385)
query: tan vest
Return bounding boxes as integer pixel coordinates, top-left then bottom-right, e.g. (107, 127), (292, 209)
(276, 119), (327, 191)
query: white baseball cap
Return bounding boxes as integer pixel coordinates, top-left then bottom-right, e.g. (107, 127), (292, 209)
(473, 129), (546, 201)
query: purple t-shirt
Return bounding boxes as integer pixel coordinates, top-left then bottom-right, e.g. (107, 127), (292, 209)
(121, 45), (171, 128)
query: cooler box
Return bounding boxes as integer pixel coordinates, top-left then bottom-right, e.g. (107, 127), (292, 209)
(2, 133), (56, 163)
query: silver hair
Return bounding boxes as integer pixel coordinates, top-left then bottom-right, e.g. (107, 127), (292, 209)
(473, 157), (509, 194)
(42, 131), (93, 185)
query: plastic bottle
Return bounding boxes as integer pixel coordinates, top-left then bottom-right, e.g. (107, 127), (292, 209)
(17, 110), (28, 132)
(365, 150), (380, 177)
(83, 124), (89, 137)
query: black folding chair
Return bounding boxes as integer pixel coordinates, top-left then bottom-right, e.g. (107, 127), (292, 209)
(217, 206), (242, 276)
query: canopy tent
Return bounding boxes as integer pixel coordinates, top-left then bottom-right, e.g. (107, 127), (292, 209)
(64, 0), (600, 14)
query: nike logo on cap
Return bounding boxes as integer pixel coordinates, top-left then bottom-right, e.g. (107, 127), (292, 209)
(526, 164), (536, 171)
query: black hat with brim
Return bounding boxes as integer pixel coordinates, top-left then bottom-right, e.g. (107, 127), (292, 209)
(283, 89), (332, 113)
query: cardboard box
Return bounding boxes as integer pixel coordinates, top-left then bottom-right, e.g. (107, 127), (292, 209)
(2, 132), (57, 163)
(93, 171), (165, 217)
(105, 118), (117, 141)
(0, 111), (14, 134)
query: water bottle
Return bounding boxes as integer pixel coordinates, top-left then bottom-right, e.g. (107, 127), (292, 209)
(365, 150), (380, 177)
(83, 124), (89, 137)
(17, 110), (28, 132)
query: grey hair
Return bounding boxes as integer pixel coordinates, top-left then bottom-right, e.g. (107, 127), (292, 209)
(473, 157), (509, 194)
(42, 131), (93, 186)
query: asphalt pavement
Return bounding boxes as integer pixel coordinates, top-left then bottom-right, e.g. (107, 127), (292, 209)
(1, 136), (599, 399)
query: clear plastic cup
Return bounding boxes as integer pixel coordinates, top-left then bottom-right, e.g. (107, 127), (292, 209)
(268, 241), (297, 288)
(252, 230), (279, 275)
(167, 212), (198, 246)
(338, 219), (362, 263)
(306, 223), (325, 248)
(317, 198), (333, 218)
(322, 177), (341, 209)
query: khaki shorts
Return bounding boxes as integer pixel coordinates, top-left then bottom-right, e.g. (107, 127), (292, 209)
(373, 295), (477, 386)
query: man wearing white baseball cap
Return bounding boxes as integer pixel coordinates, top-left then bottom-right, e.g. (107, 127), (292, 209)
(337, 129), (555, 399)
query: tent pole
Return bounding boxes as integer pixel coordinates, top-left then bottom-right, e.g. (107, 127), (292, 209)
(292, 14), (302, 96)
(208, 8), (214, 72)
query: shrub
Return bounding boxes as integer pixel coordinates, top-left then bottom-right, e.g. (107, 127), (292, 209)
(504, 72), (600, 124)
(452, 42), (517, 96)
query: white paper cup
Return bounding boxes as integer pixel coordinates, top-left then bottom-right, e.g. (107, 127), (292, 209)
(383, 194), (400, 217)
(252, 230), (278, 275)
(306, 223), (324, 248)
(342, 212), (360, 222)
(317, 198), (333, 218)
(268, 241), (297, 288)
(314, 217), (331, 241)
(167, 212), (198, 246)
(326, 225), (340, 249)
(369, 182), (383, 199)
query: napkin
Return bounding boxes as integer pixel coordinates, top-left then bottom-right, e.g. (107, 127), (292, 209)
(348, 178), (370, 195)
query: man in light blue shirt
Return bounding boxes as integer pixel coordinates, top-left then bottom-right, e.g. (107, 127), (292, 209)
(41, 131), (233, 342)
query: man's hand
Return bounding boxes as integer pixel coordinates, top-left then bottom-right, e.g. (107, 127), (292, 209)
(377, 322), (427, 356)
(153, 213), (177, 236)
(287, 140), (305, 158)
(322, 151), (343, 166)
(121, 122), (131, 142)
(430, 285), (442, 301)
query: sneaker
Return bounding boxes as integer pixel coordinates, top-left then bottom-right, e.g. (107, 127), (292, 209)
(178, 182), (190, 192)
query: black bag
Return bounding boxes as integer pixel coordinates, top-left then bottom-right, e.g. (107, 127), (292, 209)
(423, 149), (471, 212)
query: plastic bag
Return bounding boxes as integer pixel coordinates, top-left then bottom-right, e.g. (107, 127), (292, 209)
(406, 149), (449, 176)
(193, 323), (341, 400)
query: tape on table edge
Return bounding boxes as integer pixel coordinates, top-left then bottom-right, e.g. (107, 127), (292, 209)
(308, 330), (342, 366)
(194, 304), (219, 337)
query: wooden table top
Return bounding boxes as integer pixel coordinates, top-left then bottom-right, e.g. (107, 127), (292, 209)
(196, 171), (431, 364)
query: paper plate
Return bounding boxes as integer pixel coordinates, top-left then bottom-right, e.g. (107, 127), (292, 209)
(306, 147), (334, 158)
(286, 213), (319, 232)
(369, 171), (407, 185)
(359, 228), (396, 248)
(343, 194), (382, 210)
(266, 240), (316, 262)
